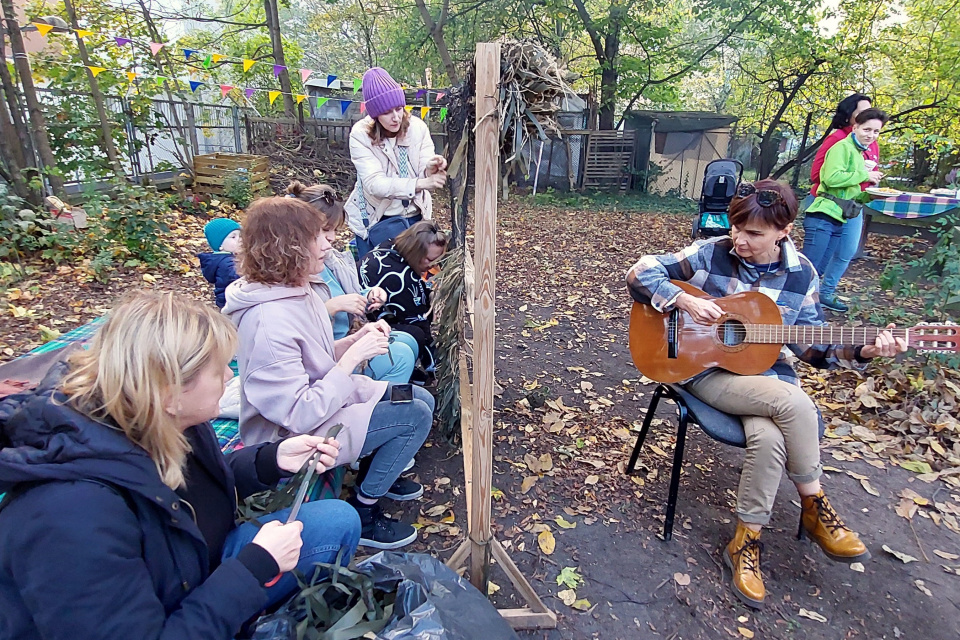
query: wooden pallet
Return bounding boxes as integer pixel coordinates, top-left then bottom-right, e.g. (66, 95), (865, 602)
(580, 130), (636, 191)
(193, 153), (270, 196)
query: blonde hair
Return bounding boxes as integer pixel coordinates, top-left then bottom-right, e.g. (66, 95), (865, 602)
(59, 292), (238, 489)
(285, 181), (345, 230)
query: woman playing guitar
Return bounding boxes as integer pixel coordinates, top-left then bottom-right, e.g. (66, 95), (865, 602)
(625, 179), (906, 609)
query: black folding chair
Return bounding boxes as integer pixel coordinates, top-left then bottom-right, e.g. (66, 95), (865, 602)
(627, 383), (823, 541)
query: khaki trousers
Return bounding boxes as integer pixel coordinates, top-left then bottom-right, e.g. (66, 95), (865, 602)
(685, 370), (822, 525)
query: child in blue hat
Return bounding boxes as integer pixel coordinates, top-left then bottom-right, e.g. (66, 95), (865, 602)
(198, 218), (241, 308)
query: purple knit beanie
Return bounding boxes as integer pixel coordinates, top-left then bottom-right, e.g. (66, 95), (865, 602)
(362, 67), (405, 119)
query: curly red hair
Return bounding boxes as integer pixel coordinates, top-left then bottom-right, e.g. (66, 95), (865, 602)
(237, 197), (324, 286)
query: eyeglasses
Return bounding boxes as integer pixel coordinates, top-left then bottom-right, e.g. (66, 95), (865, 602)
(736, 183), (783, 207)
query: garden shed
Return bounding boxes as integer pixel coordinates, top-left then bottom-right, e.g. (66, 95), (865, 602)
(625, 110), (738, 199)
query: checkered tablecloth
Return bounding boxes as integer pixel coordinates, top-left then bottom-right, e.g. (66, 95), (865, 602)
(865, 193), (960, 219)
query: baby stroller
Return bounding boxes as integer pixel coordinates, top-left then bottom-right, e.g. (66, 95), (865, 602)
(692, 158), (743, 239)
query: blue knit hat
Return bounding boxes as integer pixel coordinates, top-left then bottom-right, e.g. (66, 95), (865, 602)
(362, 67), (405, 119)
(204, 218), (240, 251)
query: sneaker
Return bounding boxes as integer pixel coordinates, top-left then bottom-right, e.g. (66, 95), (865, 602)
(350, 457), (415, 473)
(353, 501), (418, 550)
(385, 476), (424, 501)
(820, 295), (849, 313)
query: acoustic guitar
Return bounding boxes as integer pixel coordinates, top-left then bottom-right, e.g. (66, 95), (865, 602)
(628, 280), (959, 383)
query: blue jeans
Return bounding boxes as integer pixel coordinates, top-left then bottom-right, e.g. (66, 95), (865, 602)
(361, 331), (417, 383)
(222, 500), (361, 609)
(356, 384), (434, 499)
(801, 213), (843, 275)
(818, 213), (863, 298)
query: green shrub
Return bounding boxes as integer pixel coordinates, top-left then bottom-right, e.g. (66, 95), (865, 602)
(223, 171), (254, 209)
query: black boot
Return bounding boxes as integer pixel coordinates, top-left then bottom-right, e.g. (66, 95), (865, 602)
(347, 494), (417, 550)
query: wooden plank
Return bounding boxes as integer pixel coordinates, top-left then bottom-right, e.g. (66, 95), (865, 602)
(490, 538), (556, 627)
(459, 351), (474, 531)
(498, 610), (560, 631)
(470, 40), (500, 594)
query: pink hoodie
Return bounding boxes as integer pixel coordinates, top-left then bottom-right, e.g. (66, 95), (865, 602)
(222, 279), (387, 465)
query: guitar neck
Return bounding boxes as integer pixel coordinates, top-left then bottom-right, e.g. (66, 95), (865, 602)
(745, 325), (909, 345)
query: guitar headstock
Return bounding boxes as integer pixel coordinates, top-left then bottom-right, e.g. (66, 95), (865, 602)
(909, 323), (960, 353)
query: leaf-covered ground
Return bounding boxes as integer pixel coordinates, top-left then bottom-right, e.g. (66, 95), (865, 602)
(2, 196), (959, 638)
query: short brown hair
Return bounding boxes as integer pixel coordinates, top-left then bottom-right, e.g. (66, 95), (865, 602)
(394, 221), (449, 274)
(238, 197), (324, 286)
(728, 179), (798, 230)
(855, 107), (888, 125)
(285, 180), (344, 230)
(367, 110), (411, 145)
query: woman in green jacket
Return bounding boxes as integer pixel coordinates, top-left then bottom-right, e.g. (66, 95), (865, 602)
(801, 108), (887, 288)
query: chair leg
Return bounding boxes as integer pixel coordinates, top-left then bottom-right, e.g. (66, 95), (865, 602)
(627, 385), (665, 474)
(663, 402), (689, 542)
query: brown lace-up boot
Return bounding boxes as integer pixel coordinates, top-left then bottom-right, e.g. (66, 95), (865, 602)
(723, 521), (765, 608)
(799, 490), (871, 563)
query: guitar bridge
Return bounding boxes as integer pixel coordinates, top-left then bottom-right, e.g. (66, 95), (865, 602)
(667, 309), (679, 359)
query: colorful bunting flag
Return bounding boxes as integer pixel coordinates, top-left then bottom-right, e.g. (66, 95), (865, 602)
(416, 89), (425, 99)
(327, 74), (338, 86)
(126, 72), (138, 83)
(420, 106), (430, 119)
(436, 92), (446, 100)
(189, 80), (204, 93)
(202, 54), (213, 68)
(268, 90), (281, 105)
(75, 29), (93, 39)
(183, 49), (197, 61)
(32, 23), (55, 37)
(150, 42), (164, 56)
(439, 107), (448, 122)
(353, 78), (362, 93)
(273, 65), (286, 77)
(315, 97), (329, 109)
(155, 76), (167, 86)
(340, 100), (351, 115)
(300, 69), (313, 83)
(404, 106), (414, 113)
(359, 101), (366, 114)
(243, 59), (256, 73)
(244, 88), (257, 100)
(212, 54), (224, 64)
(221, 85), (234, 98)
(114, 36), (132, 47)
(86, 66), (106, 77)
(296, 94), (307, 105)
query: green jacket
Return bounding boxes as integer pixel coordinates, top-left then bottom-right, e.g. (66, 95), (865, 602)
(806, 134), (870, 223)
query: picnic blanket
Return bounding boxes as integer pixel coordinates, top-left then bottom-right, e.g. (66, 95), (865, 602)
(865, 192), (960, 219)
(5, 316), (344, 498)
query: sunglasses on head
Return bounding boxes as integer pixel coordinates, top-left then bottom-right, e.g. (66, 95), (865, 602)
(736, 183), (783, 207)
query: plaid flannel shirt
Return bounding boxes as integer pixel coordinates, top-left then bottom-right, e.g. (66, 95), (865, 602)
(625, 235), (867, 386)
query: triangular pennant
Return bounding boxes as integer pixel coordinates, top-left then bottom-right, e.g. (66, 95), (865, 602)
(436, 92), (446, 100)
(439, 107), (448, 122)
(327, 74), (337, 86)
(340, 100), (351, 115)
(244, 88), (256, 100)
(114, 36), (132, 47)
(32, 23), (55, 37)
(296, 94), (307, 104)
(359, 101), (366, 114)
(183, 49), (197, 61)
(86, 66), (106, 77)
(189, 80), (204, 93)
(300, 69), (313, 83)
(212, 54), (224, 64)
(420, 106), (430, 119)
(150, 42), (164, 56)
(273, 65), (286, 77)
(75, 29), (93, 39)
(353, 78), (362, 93)
(126, 72), (138, 83)
(221, 85), (234, 98)
(155, 76), (167, 86)
(404, 105), (414, 113)
(268, 90), (281, 105)
(243, 59), (256, 73)
(416, 89), (425, 99)
(202, 54), (213, 69)
(315, 97), (329, 109)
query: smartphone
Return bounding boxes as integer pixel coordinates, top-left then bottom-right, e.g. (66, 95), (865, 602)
(390, 384), (414, 404)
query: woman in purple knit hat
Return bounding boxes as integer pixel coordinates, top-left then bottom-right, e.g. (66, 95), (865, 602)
(345, 67), (447, 259)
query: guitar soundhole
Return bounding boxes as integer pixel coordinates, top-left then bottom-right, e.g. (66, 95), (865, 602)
(717, 319), (747, 346)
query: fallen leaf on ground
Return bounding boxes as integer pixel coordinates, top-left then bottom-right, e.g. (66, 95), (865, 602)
(584, 474), (599, 485)
(521, 476), (539, 494)
(557, 589), (576, 606)
(882, 545), (919, 563)
(798, 608), (828, 623)
(538, 453), (553, 472)
(487, 580), (500, 595)
(556, 567), (583, 589)
(538, 530), (556, 555)
(850, 562), (865, 572)
(555, 515), (576, 529)
(915, 580), (933, 596)
(900, 460), (934, 475)
(738, 628), (755, 639)
(673, 572), (690, 586)
(860, 478), (881, 497)
(934, 550), (960, 561)
(571, 598), (591, 611)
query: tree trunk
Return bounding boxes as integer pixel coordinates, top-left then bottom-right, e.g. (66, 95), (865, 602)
(413, 0), (459, 85)
(598, 65), (618, 130)
(0, 1), (63, 196)
(791, 111), (813, 188)
(0, 34), (33, 201)
(264, 0), (295, 118)
(63, 0), (123, 176)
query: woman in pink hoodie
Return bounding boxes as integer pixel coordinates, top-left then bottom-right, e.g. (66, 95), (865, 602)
(224, 197), (433, 550)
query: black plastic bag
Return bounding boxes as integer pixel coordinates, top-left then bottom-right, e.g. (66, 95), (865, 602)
(356, 552), (520, 640)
